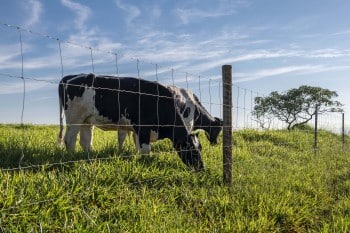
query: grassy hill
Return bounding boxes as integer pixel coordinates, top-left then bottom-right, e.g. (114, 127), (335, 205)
(0, 124), (349, 232)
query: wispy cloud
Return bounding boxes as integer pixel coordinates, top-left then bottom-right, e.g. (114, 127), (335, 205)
(330, 29), (350, 36)
(114, 0), (141, 28)
(61, 0), (92, 30)
(174, 0), (250, 25)
(183, 49), (298, 74)
(23, 0), (43, 27)
(236, 64), (350, 83)
(305, 49), (350, 58)
(175, 8), (231, 25)
(0, 44), (22, 65)
(236, 65), (322, 82)
(59, 0), (122, 54)
(0, 79), (53, 95)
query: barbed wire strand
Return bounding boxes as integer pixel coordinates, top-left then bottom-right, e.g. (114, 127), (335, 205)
(137, 59), (141, 151)
(0, 70), (345, 133)
(209, 79), (212, 115)
(156, 64), (160, 134)
(90, 47), (95, 74)
(171, 69), (176, 140)
(115, 53), (119, 77)
(0, 22), (220, 84)
(17, 27), (25, 170)
(1, 21), (348, 217)
(185, 72), (189, 92)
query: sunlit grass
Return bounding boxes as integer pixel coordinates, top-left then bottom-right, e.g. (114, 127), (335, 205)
(0, 124), (349, 232)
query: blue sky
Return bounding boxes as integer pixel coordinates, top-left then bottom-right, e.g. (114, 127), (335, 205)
(0, 0), (350, 130)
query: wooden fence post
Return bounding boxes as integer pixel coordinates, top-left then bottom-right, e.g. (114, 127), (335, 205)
(222, 65), (232, 185)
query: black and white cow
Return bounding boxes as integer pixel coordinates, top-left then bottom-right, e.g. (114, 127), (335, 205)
(118, 85), (222, 150)
(169, 85), (223, 144)
(58, 73), (204, 171)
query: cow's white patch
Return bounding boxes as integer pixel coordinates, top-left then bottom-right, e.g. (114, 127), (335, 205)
(79, 125), (94, 151)
(115, 113), (139, 150)
(65, 86), (96, 124)
(192, 135), (200, 149)
(118, 115), (132, 129)
(118, 129), (129, 150)
(167, 85), (196, 132)
(63, 85), (97, 151)
(140, 143), (151, 155)
(150, 130), (159, 142)
(65, 85), (115, 127)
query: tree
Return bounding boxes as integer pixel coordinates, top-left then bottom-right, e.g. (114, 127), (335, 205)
(252, 85), (343, 130)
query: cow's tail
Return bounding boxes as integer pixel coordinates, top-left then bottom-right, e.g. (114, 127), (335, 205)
(58, 82), (65, 145)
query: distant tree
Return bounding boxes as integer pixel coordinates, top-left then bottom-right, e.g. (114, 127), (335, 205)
(252, 85), (343, 130)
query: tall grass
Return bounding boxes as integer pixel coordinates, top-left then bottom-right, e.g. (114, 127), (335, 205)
(0, 124), (349, 232)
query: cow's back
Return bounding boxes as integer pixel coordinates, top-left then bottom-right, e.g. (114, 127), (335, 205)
(59, 74), (179, 128)
(59, 73), (95, 110)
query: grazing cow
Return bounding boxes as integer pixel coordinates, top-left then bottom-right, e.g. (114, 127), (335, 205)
(118, 85), (223, 150)
(168, 85), (223, 144)
(58, 73), (204, 171)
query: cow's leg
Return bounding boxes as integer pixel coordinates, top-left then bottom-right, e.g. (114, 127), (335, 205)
(118, 130), (128, 150)
(80, 125), (94, 151)
(132, 132), (140, 151)
(138, 129), (151, 155)
(64, 124), (80, 151)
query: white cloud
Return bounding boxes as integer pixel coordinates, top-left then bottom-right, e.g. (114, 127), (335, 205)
(174, 0), (249, 25)
(236, 65), (321, 82)
(175, 8), (231, 25)
(236, 64), (350, 83)
(0, 79), (53, 95)
(182, 50), (298, 74)
(61, 0), (92, 30)
(304, 49), (350, 58)
(56, 0), (124, 54)
(114, 0), (141, 28)
(0, 44), (22, 65)
(23, 0), (43, 27)
(330, 29), (350, 36)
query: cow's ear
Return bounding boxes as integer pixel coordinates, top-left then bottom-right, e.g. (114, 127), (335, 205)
(215, 117), (224, 126)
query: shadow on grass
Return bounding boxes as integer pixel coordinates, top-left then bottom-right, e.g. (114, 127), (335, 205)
(0, 142), (139, 172)
(0, 125), (215, 189)
(0, 141), (199, 178)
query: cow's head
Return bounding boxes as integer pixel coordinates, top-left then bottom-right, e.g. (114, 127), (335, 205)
(175, 134), (204, 171)
(206, 117), (223, 145)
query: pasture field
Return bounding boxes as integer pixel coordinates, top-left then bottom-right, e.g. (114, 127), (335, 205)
(0, 124), (350, 232)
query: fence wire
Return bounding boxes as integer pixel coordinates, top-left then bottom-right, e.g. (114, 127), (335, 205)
(1, 22), (349, 230)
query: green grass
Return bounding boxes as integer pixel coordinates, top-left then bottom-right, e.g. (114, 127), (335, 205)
(0, 124), (350, 232)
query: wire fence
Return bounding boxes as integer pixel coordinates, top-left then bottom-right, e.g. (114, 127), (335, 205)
(0, 23), (227, 199)
(0, 23), (348, 166)
(1, 23), (349, 230)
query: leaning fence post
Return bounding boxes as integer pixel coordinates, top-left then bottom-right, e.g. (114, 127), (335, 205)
(314, 105), (318, 156)
(222, 65), (232, 185)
